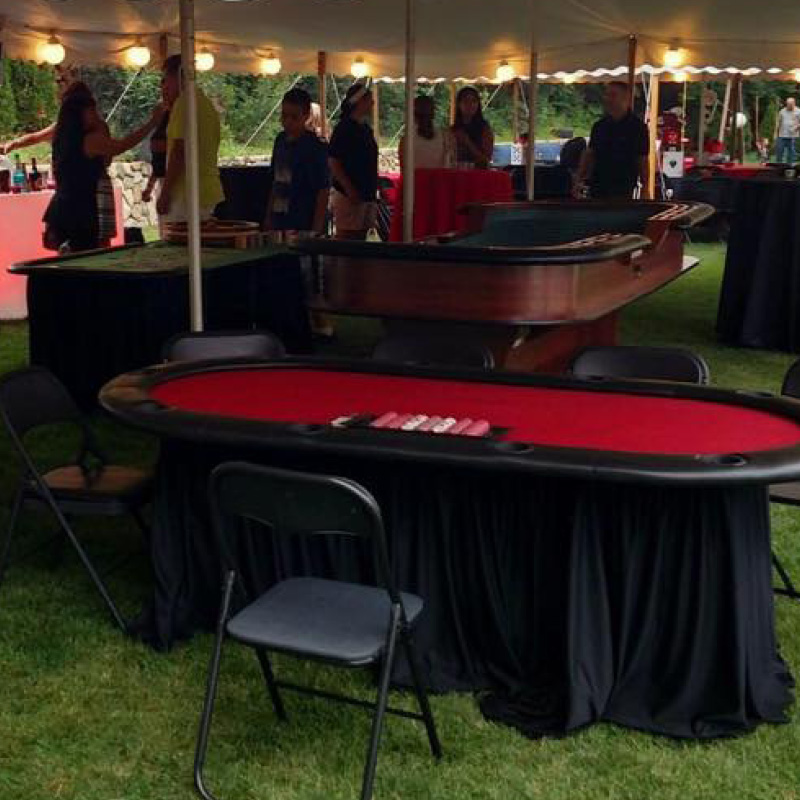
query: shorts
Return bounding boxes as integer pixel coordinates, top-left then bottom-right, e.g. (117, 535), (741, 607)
(330, 189), (377, 233)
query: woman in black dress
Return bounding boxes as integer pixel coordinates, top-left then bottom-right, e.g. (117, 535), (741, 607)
(451, 87), (495, 169)
(44, 83), (164, 253)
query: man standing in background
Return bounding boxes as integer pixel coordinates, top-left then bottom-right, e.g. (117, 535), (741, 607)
(156, 55), (223, 222)
(574, 81), (649, 200)
(775, 97), (800, 164)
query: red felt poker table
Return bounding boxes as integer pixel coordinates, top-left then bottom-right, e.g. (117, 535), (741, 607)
(102, 359), (800, 739)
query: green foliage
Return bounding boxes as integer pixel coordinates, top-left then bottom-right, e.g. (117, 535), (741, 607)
(4, 60), (57, 132)
(0, 61), (18, 137)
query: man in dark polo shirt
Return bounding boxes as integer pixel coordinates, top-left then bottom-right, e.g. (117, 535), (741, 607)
(575, 81), (649, 199)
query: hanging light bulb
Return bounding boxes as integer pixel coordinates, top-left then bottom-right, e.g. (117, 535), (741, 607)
(664, 45), (684, 69)
(793, 69), (800, 83)
(562, 73), (577, 85)
(260, 51), (282, 76)
(126, 39), (152, 68)
(496, 60), (516, 83)
(351, 57), (370, 79)
(39, 35), (66, 66)
(195, 49), (215, 72)
(672, 70), (688, 83)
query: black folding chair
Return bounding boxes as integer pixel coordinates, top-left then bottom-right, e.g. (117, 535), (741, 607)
(0, 367), (152, 630)
(373, 334), (494, 370)
(196, 462), (441, 800)
(768, 359), (800, 600)
(162, 330), (286, 362)
(569, 345), (711, 385)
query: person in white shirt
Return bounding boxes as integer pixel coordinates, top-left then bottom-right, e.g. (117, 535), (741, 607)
(775, 97), (800, 164)
(398, 95), (454, 171)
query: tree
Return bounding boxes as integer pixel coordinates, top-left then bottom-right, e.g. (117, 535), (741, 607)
(5, 60), (56, 131)
(0, 61), (18, 137)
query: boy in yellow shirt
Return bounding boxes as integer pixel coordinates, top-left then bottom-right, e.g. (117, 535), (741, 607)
(157, 55), (223, 221)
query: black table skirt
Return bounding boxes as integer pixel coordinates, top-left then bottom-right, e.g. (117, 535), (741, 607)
(26, 257), (312, 407)
(134, 440), (794, 740)
(718, 180), (800, 351)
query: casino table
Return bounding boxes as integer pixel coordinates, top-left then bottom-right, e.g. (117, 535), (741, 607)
(304, 200), (713, 372)
(10, 242), (312, 407)
(102, 358), (798, 739)
(718, 178), (800, 352)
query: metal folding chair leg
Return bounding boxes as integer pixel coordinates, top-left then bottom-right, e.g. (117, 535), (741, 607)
(360, 605), (401, 800)
(401, 630), (443, 759)
(0, 486), (23, 590)
(194, 572), (235, 800)
(51, 508), (128, 631)
(773, 552), (800, 600)
(255, 649), (288, 721)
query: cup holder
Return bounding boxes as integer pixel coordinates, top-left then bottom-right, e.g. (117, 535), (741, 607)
(700, 453), (748, 467)
(494, 441), (534, 454)
(293, 423), (326, 435)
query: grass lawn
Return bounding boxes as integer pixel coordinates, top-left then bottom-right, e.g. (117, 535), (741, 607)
(1, 242), (799, 800)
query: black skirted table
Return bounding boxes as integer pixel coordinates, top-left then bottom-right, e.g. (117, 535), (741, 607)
(10, 242), (311, 407)
(718, 178), (800, 350)
(101, 358), (799, 740)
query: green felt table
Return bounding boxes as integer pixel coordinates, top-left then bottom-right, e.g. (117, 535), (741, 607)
(10, 241), (292, 277)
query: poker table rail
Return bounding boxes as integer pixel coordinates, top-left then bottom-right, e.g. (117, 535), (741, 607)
(100, 358), (800, 487)
(297, 232), (653, 266)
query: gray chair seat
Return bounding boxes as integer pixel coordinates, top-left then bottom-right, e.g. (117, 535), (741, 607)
(770, 482), (800, 507)
(228, 577), (424, 665)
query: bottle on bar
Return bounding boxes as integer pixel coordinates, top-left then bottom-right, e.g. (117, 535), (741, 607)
(12, 155), (25, 193)
(29, 158), (41, 191)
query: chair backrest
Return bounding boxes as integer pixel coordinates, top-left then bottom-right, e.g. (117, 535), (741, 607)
(782, 359), (800, 398)
(163, 330), (286, 363)
(0, 366), (98, 471)
(569, 345), (710, 385)
(210, 462), (399, 602)
(373, 334), (494, 370)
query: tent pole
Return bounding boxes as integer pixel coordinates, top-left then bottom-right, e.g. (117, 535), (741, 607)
(512, 79), (519, 142)
(318, 51), (327, 139)
(402, 0), (416, 242)
(158, 33), (169, 64)
(179, 0), (203, 331)
(526, 51), (539, 201)
(627, 35), (637, 111)
(372, 80), (380, 142)
(698, 82), (707, 166)
(646, 72), (660, 199)
(718, 79), (732, 144)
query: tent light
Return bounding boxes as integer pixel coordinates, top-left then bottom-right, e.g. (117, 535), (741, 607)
(39, 35), (66, 66)
(562, 73), (577, 84)
(126, 40), (152, 68)
(496, 60), (516, 83)
(261, 51), (282, 75)
(664, 45), (684, 69)
(351, 57), (370, 79)
(793, 69), (800, 82)
(672, 70), (688, 83)
(196, 49), (215, 72)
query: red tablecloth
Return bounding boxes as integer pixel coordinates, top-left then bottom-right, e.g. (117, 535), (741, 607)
(389, 168), (514, 242)
(0, 189), (123, 320)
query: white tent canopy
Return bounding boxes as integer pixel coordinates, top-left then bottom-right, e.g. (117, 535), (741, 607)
(1, 0), (800, 80)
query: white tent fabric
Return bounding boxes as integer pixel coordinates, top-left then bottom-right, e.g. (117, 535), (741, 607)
(1, 0), (799, 80)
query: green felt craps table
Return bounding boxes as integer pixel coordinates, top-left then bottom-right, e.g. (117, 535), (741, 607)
(9, 241), (293, 277)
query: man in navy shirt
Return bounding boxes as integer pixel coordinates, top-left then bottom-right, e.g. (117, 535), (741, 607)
(266, 88), (329, 234)
(576, 82), (650, 200)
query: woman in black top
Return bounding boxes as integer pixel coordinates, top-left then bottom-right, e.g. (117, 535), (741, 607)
(451, 87), (494, 168)
(328, 83), (379, 240)
(44, 83), (164, 253)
